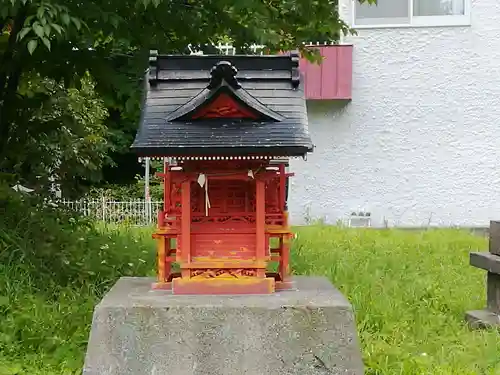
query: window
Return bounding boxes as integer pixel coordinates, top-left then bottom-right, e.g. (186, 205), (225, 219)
(354, 0), (470, 28)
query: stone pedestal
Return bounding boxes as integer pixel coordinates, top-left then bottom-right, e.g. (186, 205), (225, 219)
(465, 221), (500, 329)
(83, 276), (364, 375)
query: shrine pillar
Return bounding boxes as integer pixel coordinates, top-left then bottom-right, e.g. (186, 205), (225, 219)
(179, 180), (191, 280)
(255, 178), (266, 278)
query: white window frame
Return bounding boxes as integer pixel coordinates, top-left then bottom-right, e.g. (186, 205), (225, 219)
(352, 0), (471, 29)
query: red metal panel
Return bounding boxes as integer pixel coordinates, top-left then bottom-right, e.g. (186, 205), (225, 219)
(299, 45), (353, 100)
(320, 46), (340, 99)
(300, 53), (322, 99)
(335, 45), (353, 100)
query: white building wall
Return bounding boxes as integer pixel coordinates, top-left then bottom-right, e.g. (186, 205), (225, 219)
(288, 0), (500, 227)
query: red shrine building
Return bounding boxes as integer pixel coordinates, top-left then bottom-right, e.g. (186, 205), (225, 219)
(131, 51), (313, 295)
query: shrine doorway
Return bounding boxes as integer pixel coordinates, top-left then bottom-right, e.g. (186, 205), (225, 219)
(190, 179), (257, 261)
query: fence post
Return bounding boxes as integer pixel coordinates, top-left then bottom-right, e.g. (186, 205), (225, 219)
(102, 195), (106, 223)
(144, 157), (152, 225)
(465, 220), (500, 328)
(148, 200), (153, 225)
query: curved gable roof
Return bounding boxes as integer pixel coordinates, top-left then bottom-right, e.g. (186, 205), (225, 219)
(131, 51), (313, 157)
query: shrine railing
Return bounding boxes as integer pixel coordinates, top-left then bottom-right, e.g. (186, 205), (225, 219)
(157, 212), (288, 230)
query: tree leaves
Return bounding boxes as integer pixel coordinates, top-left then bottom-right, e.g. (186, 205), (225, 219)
(41, 36), (50, 50)
(32, 21), (44, 38)
(6, 74), (110, 196)
(27, 38), (37, 54)
(71, 16), (80, 30)
(60, 12), (70, 26)
(51, 23), (62, 35)
(0, 0), (369, 191)
(17, 27), (30, 40)
(9, 2), (82, 54)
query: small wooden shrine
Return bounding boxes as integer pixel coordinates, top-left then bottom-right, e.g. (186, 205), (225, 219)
(131, 51), (313, 294)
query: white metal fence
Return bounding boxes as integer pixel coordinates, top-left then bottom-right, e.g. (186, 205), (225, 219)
(188, 41), (338, 56)
(59, 199), (374, 228)
(192, 43), (265, 56)
(60, 199), (163, 226)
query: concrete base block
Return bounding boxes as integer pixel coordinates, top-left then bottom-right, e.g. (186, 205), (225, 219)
(83, 276), (364, 375)
(465, 309), (500, 329)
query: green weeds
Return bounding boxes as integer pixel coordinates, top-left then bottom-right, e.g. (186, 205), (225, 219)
(0, 193), (498, 374)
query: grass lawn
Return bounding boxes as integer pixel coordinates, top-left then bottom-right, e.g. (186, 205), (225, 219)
(293, 226), (499, 374)
(1, 223), (499, 374)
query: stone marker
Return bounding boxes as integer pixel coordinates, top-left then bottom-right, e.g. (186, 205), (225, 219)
(83, 276), (364, 375)
(465, 220), (500, 328)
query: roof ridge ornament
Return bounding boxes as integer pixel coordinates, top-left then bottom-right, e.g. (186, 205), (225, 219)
(290, 50), (300, 89)
(208, 61), (241, 90)
(148, 49), (159, 85)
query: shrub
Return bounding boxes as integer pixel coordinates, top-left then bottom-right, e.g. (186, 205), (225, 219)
(0, 185), (155, 373)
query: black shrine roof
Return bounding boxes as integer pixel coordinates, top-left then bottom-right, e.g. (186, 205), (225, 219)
(131, 51), (314, 157)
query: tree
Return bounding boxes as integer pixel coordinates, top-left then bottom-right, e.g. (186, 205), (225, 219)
(7, 73), (110, 196)
(0, 0), (373, 194)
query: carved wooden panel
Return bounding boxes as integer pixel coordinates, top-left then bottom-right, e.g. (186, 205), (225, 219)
(191, 92), (259, 120)
(205, 180), (253, 214)
(191, 269), (257, 278)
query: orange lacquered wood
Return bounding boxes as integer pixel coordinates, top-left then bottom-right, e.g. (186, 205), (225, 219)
(180, 180), (191, 278)
(279, 163), (286, 211)
(152, 159), (295, 294)
(179, 260), (268, 269)
(157, 235), (166, 283)
(164, 237), (171, 280)
(172, 277), (275, 295)
(280, 238), (290, 282)
(171, 171), (279, 182)
(164, 161), (171, 211)
(255, 179), (266, 278)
